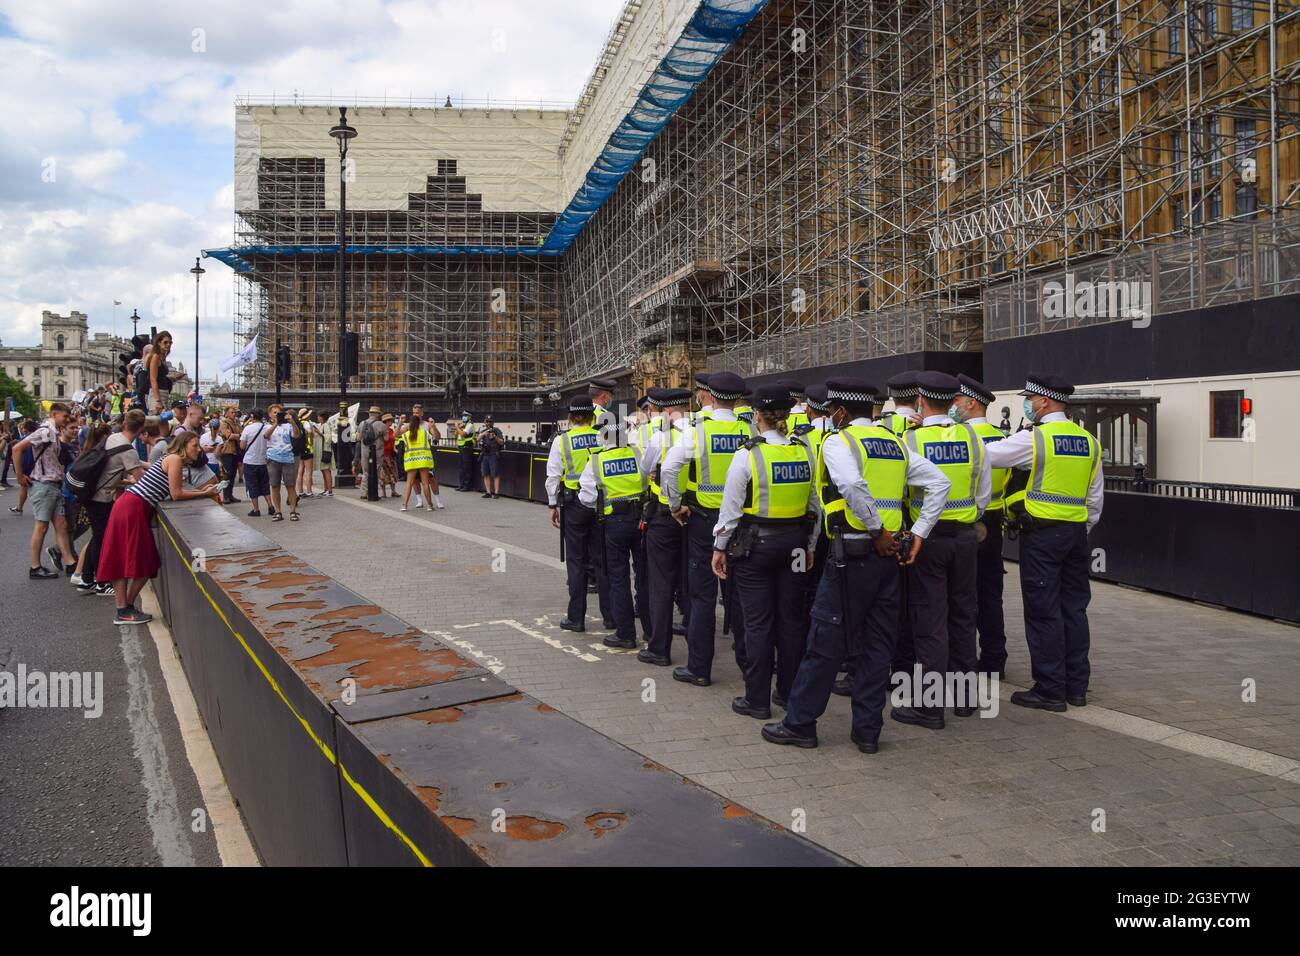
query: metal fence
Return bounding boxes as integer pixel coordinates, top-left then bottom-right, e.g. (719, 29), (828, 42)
(1104, 475), (1300, 510)
(986, 212), (1300, 341)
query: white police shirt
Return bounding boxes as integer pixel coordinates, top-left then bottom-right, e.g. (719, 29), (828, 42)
(712, 429), (819, 553)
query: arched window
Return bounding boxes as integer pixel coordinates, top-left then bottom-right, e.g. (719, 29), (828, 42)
(56, 334), (65, 352)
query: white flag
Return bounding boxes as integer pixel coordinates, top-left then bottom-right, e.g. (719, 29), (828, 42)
(219, 333), (258, 373)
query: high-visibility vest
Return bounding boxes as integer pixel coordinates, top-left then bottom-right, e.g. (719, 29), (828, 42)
(685, 418), (751, 510)
(743, 439), (812, 523)
(456, 423), (475, 447)
(559, 425), (600, 490)
(592, 445), (646, 515)
(734, 404), (754, 426)
(904, 423), (984, 524)
(404, 425), (434, 470)
(816, 424), (908, 534)
(971, 421), (1011, 512)
(884, 411), (916, 436)
(109, 393), (122, 416)
(787, 411), (810, 433)
(794, 421), (829, 463)
(1005, 420), (1099, 523)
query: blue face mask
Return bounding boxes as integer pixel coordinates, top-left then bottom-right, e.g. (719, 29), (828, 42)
(1023, 399), (1036, 424)
(947, 404), (963, 423)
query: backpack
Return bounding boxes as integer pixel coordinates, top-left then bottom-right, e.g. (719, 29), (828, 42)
(290, 423), (308, 458)
(65, 440), (134, 505)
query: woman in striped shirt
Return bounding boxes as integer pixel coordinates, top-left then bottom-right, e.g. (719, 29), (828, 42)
(98, 430), (224, 625)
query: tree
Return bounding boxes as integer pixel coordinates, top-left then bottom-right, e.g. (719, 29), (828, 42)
(0, 371), (39, 420)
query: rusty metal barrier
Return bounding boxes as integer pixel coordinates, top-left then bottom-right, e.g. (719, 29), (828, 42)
(151, 499), (849, 866)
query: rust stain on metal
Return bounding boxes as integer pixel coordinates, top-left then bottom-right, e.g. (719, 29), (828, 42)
(309, 604), (384, 622)
(723, 802), (754, 819)
(257, 555), (307, 570)
(492, 782), (509, 791)
(584, 812), (627, 838)
(251, 571), (331, 589)
(298, 629), (472, 689)
(504, 816), (566, 841)
(440, 816), (476, 838)
(267, 600), (327, 612)
(415, 786), (441, 813)
(409, 707), (465, 724)
(536, 703), (555, 713)
(641, 760), (666, 772)
(283, 592), (306, 599)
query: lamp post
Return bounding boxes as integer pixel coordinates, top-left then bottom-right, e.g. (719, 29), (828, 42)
(190, 257), (205, 392)
(130, 308), (141, 339)
(329, 107), (357, 407)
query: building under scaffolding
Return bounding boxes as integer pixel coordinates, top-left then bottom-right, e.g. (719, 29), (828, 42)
(215, 0), (1300, 404)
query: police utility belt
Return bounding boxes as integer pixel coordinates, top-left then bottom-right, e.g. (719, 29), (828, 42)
(725, 515), (808, 559)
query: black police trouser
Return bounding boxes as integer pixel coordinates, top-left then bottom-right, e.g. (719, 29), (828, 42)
(783, 552), (899, 742)
(1019, 522), (1091, 701)
(892, 564), (915, 673)
(645, 511), (685, 658)
(684, 511), (726, 679)
(602, 511), (640, 642)
(907, 526), (979, 717)
(562, 503), (608, 624)
(976, 511), (1007, 671)
(458, 445), (475, 490)
(732, 528), (808, 709)
(633, 527), (650, 638)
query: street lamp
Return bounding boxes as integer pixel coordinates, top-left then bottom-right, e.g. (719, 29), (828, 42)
(329, 107), (357, 406)
(130, 308), (141, 338)
(190, 257), (205, 391)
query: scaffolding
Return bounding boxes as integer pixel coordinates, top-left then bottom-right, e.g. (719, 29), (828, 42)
(229, 1), (1300, 396)
(562, 0), (1300, 384)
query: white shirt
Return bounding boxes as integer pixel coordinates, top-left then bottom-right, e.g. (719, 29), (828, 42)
(199, 428), (220, 465)
(908, 414), (993, 519)
(239, 421), (272, 465)
(984, 411), (1105, 532)
(822, 417), (951, 539)
(662, 408), (740, 510)
(544, 432), (566, 506)
(712, 430), (818, 552)
(639, 415), (689, 485)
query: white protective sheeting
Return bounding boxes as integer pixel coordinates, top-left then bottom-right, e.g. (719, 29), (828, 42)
(556, 0), (699, 209)
(235, 105), (568, 213)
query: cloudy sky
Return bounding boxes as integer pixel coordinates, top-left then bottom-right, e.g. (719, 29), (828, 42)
(0, 0), (626, 385)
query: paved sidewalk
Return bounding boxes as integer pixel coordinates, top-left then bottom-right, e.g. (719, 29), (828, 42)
(230, 488), (1300, 866)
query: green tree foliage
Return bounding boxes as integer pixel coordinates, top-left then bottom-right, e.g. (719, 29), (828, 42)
(0, 371), (39, 420)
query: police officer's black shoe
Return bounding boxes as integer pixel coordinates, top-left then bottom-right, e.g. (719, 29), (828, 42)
(1009, 689), (1067, 712)
(672, 667), (710, 687)
(603, 636), (637, 649)
(671, 623), (686, 636)
(890, 706), (945, 730)
(732, 697), (771, 720)
(953, 705), (977, 717)
(1067, 694), (1087, 707)
(830, 678), (851, 697)
(601, 619), (616, 630)
(771, 693), (786, 709)
(558, 618), (585, 633)
(586, 582), (598, 594)
(849, 733), (879, 754)
(637, 649), (670, 666)
(760, 722), (817, 748)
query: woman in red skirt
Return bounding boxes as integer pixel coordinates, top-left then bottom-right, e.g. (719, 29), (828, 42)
(99, 430), (224, 625)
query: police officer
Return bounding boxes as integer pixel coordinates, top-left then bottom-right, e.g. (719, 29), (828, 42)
(454, 411), (476, 491)
(782, 379), (809, 432)
(691, 372), (714, 422)
(762, 378), (950, 752)
(589, 377), (617, 432)
(545, 396), (609, 632)
(639, 387), (693, 665)
(890, 371), (991, 730)
(882, 372), (922, 436)
(579, 420), (647, 650)
(712, 384), (817, 718)
(952, 373), (1011, 677)
(985, 374), (1103, 710)
(663, 371), (753, 686)
(733, 388), (755, 427)
(629, 395), (655, 460)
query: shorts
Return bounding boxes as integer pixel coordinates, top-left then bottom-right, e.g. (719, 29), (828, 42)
(267, 459), (296, 489)
(480, 454), (500, 477)
(243, 463), (270, 498)
(29, 480), (64, 522)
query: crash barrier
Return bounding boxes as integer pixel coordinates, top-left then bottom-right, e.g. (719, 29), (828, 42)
(151, 499), (848, 866)
(1002, 491), (1300, 624)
